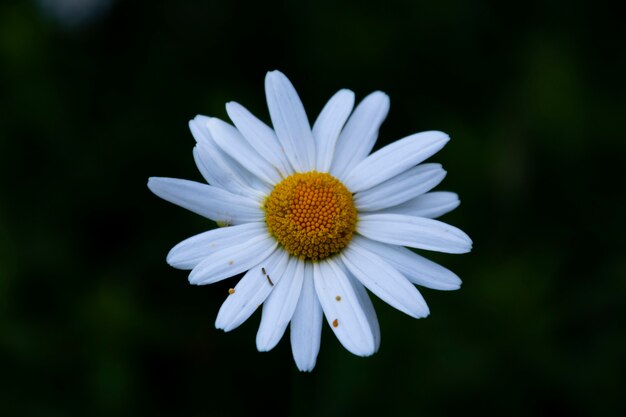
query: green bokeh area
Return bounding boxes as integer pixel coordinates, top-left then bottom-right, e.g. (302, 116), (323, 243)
(1, 0), (625, 416)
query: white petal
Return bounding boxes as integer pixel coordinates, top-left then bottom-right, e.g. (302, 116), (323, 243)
(166, 223), (268, 270)
(330, 91), (389, 180)
(191, 116), (271, 195)
(354, 163), (446, 212)
(313, 259), (376, 356)
(355, 237), (462, 290)
(147, 177), (264, 224)
(215, 248), (289, 332)
(193, 142), (269, 199)
(265, 70), (316, 171)
(312, 89), (355, 172)
(192, 144), (220, 188)
(256, 257), (305, 352)
(226, 101), (294, 176)
(358, 213), (472, 254)
(290, 262), (323, 372)
(207, 117), (283, 185)
(344, 131), (449, 193)
(340, 264), (381, 351)
(342, 238), (429, 318)
(188, 234), (277, 285)
(376, 191), (460, 218)
(188, 114), (213, 146)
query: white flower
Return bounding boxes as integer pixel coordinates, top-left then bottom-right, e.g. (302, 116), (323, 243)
(148, 70), (472, 371)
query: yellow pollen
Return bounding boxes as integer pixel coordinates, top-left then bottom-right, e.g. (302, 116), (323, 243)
(264, 172), (357, 261)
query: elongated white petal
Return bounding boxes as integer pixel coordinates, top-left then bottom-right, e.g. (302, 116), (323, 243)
(193, 142), (269, 199)
(147, 177), (263, 224)
(313, 89), (355, 172)
(290, 262), (323, 372)
(265, 70), (316, 171)
(188, 234), (277, 285)
(256, 257), (305, 352)
(207, 117), (282, 185)
(226, 101), (294, 176)
(358, 213), (472, 254)
(330, 91), (389, 180)
(166, 223), (268, 270)
(313, 259), (376, 356)
(192, 145), (221, 188)
(374, 191), (460, 219)
(342, 239), (429, 318)
(344, 131), (449, 192)
(188, 114), (213, 146)
(355, 237), (462, 290)
(191, 116), (271, 197)
(191, 115), (272, 196)
(354, 163), (446, 212)
(340, 264), (381, 351)
(215, 249), (289, 332)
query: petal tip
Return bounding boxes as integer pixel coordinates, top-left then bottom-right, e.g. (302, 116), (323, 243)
(294, 359), (316, 372)
(146, 177), (161, 193)
(187, 270), (200, 285)
(369, 90), (389, 100)
(265, 70), (286, 83)
(267, 69), (284, 76)
(225, 101), (240, 111)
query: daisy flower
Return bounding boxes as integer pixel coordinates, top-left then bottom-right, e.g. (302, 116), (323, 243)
(148, 70), (472, 371)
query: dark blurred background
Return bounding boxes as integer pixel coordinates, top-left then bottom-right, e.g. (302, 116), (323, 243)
(1, 0), (625, 416)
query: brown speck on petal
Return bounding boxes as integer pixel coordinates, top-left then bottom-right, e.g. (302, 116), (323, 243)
(228, 288), (235, 295)
(332, 318), (339, 327)
(335, 295), (341, 301)
(228, 260), (234, 265)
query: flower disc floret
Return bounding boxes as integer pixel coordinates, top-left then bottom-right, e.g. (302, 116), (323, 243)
(264, 172), (357, 261)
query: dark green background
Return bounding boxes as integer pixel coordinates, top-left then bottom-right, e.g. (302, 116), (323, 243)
(1, 0), (624, 416)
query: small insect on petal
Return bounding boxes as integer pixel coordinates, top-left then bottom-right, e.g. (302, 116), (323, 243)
(332, 318), (339, 327)
(261, 267), (274, 286)
(228, 288), (235, 295)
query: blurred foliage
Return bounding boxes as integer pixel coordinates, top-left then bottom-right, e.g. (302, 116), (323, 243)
(1, 0), (625, 416)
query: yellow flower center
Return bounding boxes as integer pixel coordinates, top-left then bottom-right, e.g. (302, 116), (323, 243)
(264, 172), (357, 261)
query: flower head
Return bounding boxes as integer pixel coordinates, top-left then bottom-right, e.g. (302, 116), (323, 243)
(148, 70), (472, 371)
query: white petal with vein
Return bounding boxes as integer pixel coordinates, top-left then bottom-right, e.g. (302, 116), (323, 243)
(226, 101), (293, 176)
(265, 70), (316, 171)
(166, 223), (267, 270)
(330, 91), (389, 180)
(358, 213), (472, 254)
(207, 117), (282, 185)
(375, 191), (460, 219)
(339, 263), (381, 351)
(355, 237), (462, 290)
(256, 257), (305, 351)
(215, 249), (289, 332)
(188, 234), (277, 285)
(290, 262), (323, 372)
(147, 177), (263, 224)
(344, 131), (449, 192)
(313, 259), (376, 356)
(354, 163), (446, 211)
(342, 238), (429, 318)
(312, 89), (355, 172)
